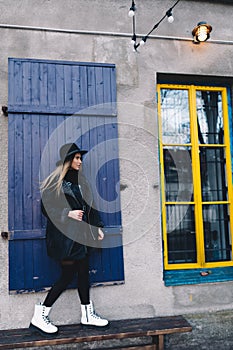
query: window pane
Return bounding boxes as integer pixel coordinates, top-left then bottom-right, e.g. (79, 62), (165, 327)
(196, 90), (224, 144)
(161, 89), (190, 144)
(203, 204), (231, 262)
(164, 147), (193, 202)
(167, 205), (197, 264)
(200, 147), (227, 201)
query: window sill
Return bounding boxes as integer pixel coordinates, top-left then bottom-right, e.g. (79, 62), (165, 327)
(164, 267), (233, 286)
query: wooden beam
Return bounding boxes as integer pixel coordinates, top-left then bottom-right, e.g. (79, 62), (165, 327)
(0, 316), (192, 349)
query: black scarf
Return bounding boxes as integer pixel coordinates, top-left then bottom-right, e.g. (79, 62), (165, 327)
(64, 169), (79, 185)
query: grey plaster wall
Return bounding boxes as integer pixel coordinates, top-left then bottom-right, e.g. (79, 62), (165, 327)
(0, 0), (233, 331)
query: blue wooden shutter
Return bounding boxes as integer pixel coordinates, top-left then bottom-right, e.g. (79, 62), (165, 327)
(8, 58), (124, 292)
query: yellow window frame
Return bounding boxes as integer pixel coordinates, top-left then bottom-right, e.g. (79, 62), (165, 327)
(157, 84), (233, 270)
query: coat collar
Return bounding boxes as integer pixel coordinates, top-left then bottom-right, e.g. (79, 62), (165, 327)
(62, 179), (93, 208)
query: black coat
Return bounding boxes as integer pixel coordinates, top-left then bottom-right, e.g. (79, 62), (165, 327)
(41, 174), (104, 261)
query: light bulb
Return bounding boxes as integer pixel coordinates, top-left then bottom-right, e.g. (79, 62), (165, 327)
(197, 26), (208, 42)
(131, 34), (136, 46)
(128, 9), (135, 17)
(192, 22), (212, 43)
(140, 39), (145, 46)
(167, 15), (174, 23)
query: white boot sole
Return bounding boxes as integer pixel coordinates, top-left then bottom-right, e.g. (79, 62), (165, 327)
(81, 322), (110, 328)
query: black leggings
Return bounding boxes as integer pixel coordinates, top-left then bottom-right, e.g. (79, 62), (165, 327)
(43, 255), (90, 307)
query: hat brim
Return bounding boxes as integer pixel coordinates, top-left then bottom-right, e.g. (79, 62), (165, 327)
(56, 149), (88, 166)
(66, 149), (88, 158)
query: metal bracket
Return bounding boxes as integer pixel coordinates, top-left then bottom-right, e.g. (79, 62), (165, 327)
(1, 231), (9, 240)
(1, 106), (8, 116)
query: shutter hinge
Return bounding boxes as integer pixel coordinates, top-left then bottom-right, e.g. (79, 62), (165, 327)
(1, 106), (8, 117)
(1, 231), (9, 240)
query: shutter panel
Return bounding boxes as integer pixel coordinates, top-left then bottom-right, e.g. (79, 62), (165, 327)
(8, 58), (124, 292)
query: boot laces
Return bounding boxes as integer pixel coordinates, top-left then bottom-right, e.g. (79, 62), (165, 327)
(89, 307), (101, 320)
(42, 311), (52, 325)
(91, 311), (101, 319)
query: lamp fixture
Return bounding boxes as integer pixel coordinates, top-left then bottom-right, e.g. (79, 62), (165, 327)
(128, 0), (180, 52)
(192, 21), (212, 43)
(166, 8), (174, 23)
(128, 0), (136, 18)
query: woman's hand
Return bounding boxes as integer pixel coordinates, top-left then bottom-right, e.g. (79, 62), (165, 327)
(68, 210), (84, 221)
(98, 228), (105, 240)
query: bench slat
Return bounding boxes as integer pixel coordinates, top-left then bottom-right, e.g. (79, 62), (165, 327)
(94, 345), (157, 350)
(0, 316), (192, 349)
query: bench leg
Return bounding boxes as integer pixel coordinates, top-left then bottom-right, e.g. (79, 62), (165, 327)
(152, 335), (164, 350)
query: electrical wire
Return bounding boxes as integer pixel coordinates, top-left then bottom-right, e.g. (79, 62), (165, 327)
(130, 0), (181, 50)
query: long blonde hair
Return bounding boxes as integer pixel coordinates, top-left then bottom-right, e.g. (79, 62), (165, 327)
(40, 160), (71, 196)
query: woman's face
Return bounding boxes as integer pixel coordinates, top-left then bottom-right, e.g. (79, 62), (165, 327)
(71, 153), (82, 170)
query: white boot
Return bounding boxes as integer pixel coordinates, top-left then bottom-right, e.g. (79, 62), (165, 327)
(30, 303), (58, 334)
(81, 301), (109, 327)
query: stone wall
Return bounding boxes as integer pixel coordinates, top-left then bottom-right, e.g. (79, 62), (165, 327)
(0, 0), (233, 332)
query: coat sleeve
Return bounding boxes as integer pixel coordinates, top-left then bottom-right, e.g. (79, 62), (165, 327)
(86, 192), (105, 228)
(41, 187), (70, 224)
(87, 205), (104, 228)
(80, 175), (105, 228)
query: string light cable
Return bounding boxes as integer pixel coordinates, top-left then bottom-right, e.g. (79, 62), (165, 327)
(128, 0), (181, 52)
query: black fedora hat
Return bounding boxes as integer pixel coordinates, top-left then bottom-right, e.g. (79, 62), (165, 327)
(57, 143), (88, 165)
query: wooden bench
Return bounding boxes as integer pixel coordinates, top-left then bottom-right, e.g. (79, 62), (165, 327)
(0, 316), (192, 350)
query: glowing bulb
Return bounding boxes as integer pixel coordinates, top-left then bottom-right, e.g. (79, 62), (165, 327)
(197, 26), (208, 42)
(192, 22), (212, 43)
(167, 15), (174, 23)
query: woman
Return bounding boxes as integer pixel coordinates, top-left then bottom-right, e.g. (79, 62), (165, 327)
(30, 143), (108, 335)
